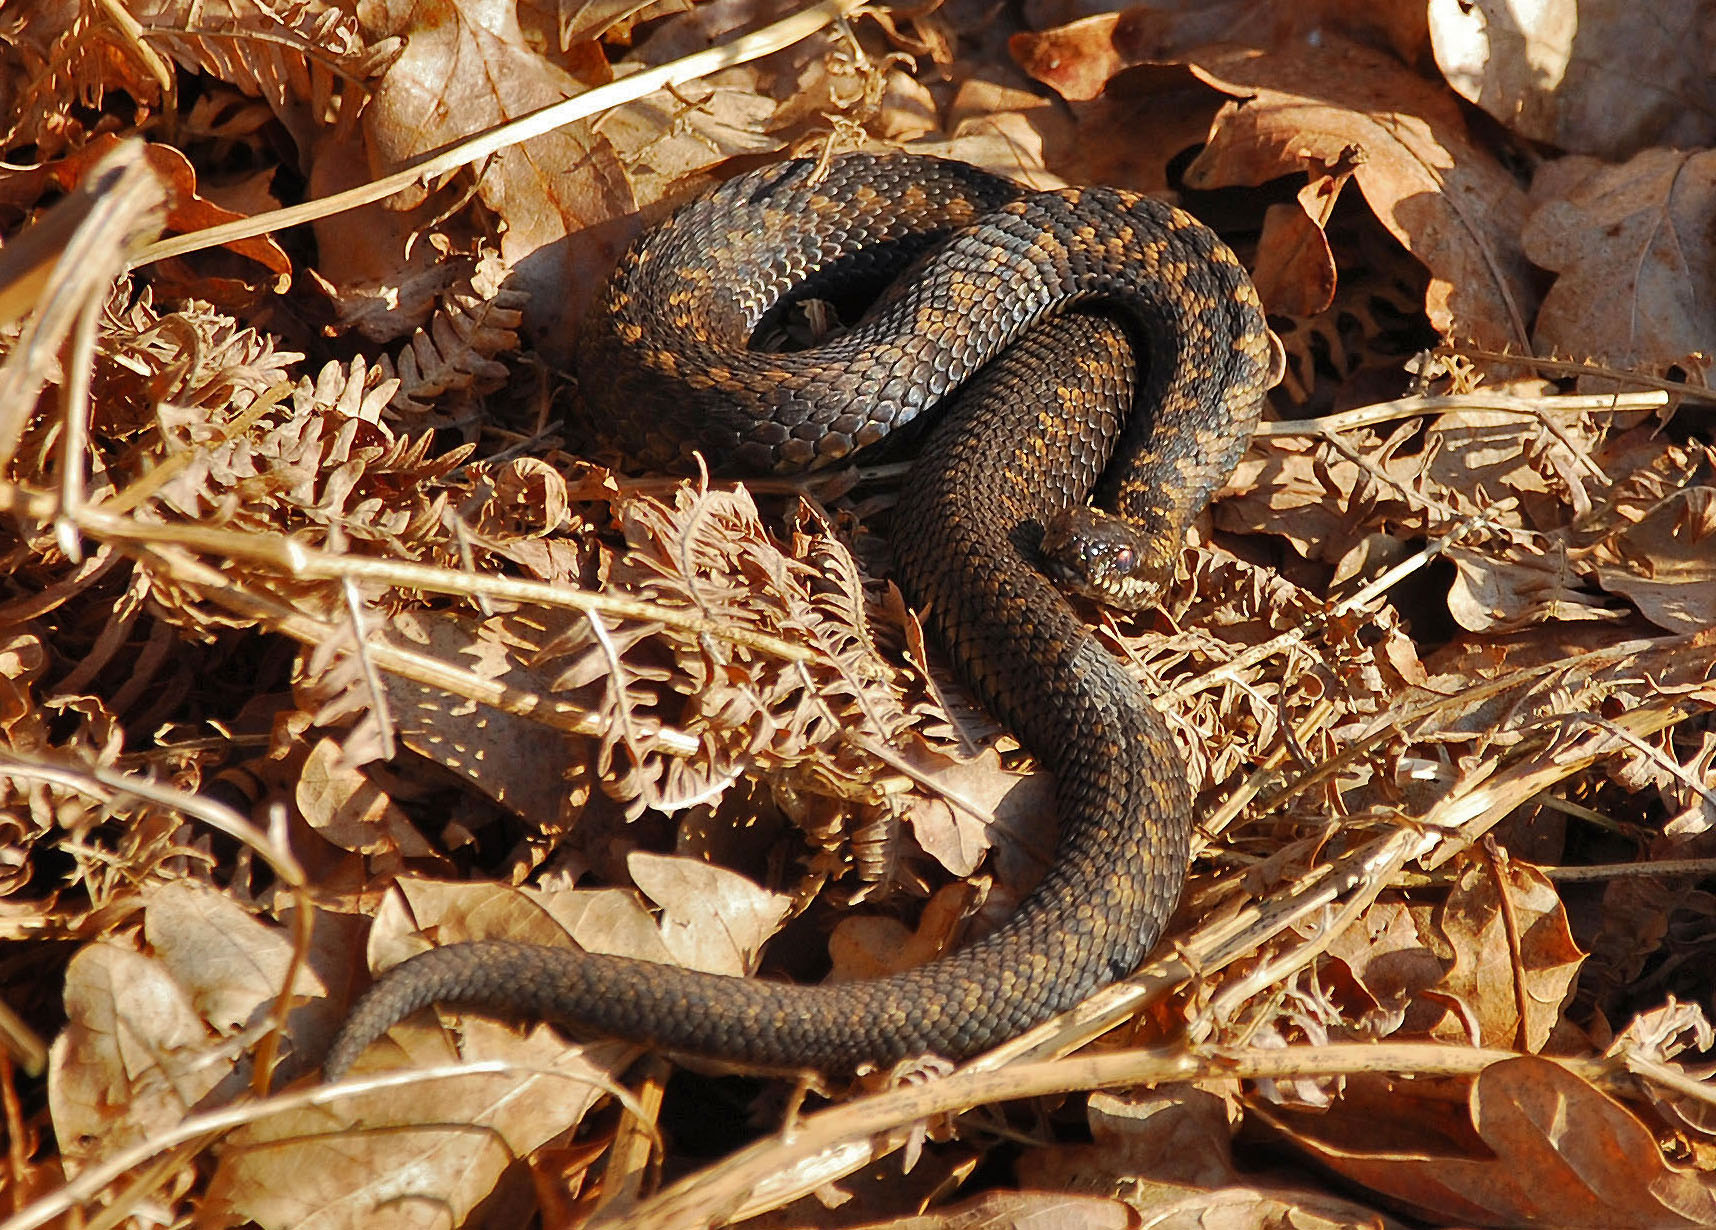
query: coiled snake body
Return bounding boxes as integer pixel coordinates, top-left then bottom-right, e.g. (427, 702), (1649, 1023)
(325, 153), (1274, 1077)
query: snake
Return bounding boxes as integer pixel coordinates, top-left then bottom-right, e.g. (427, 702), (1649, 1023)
(323, 152), (1274, 1078)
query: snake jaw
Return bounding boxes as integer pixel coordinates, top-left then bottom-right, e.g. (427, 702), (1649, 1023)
(1040, 506), (1168, 612)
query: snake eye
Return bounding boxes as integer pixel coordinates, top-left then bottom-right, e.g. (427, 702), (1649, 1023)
(1110, 547), (1136, 574)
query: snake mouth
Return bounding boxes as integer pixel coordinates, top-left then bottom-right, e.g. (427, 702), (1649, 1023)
(1041, 552), (1103, 601)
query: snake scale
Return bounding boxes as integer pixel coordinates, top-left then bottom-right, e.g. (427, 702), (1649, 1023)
(324, 152), (1274, 1078)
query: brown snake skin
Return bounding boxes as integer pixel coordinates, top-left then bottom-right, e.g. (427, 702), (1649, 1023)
(323, 153), (1274, 1078)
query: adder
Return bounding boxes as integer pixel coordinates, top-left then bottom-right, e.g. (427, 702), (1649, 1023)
(323, 151), (1276, 1078)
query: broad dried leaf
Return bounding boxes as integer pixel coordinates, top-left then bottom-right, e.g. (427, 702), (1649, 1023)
(142, 880), (326, 1034)
(828, 882), (980, 981)
(1268, 1057), (1716, 1228)
(1429, 0), (1716, 158)
(208, 1024), (628, 1230)
(380, 610), (586, 834)
(1589, 485), (1716, 634)
(38, 135), (288, 275)
(357, 0), (633, 353)
(627, 850), (792, 974)
(1422, 853), (1584, 1052)
(297, 736), (434, 857)
(1178, 38), (1538, 350)
(1523, 148), (1716, 384)
(49, 942), (225, 1176)
(1011, 2), (1428, 104)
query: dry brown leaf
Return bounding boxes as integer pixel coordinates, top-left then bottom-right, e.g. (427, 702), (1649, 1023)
(1524, 148), (1716, 385)
(358, 865), (792, 1003)
(1421, 852), (1584, 1052)
(627, 849), (793, 975)
(380, 611), (587, 834)
(895, 743), (1052, 882)
(1266, 1057), (1716, 1228)
(1589, 485), (1716, 635)
(1180, 38), (1538, 352)
(1252, 200), (1340, 318)
(297, 736), (435, 858)
(828, 882), (979, 981)
(374, 877), (674, 971)
(50, 942), (228, 1176)
(1445, 546), (1622, 634)
(38, 135), (289, 277)
(1011, 1), (1428, 105)
(1428, 0), (1716, 158)
(357, 0), (633, 357)
(208, 1024), (629, 1230)
(141, 880), (326, 1034)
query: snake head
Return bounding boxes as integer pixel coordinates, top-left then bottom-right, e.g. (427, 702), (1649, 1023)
(1040, 506), (1174, 612)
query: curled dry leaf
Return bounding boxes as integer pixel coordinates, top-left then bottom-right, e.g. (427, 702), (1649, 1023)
(1588, 485), (1716, 635)
(39, 135), (288, 277)
(1180, 38), (1538, 352)
(296, 736), (434, 858)
(50, 880), (331, 1179)
(1611, 999), (1716, 1141)
(370, 876), (677, 978)
(628, 850), (794, 975)
(1416, 852), (1584, 1052)
(51, 943), (227, 1175)
(1014, 0), (1431, 100)
(827, 882), (982, 981)
(893, 742), (1054, 884)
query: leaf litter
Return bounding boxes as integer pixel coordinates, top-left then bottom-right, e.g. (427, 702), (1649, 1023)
(0, 1), (1713, 1228)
